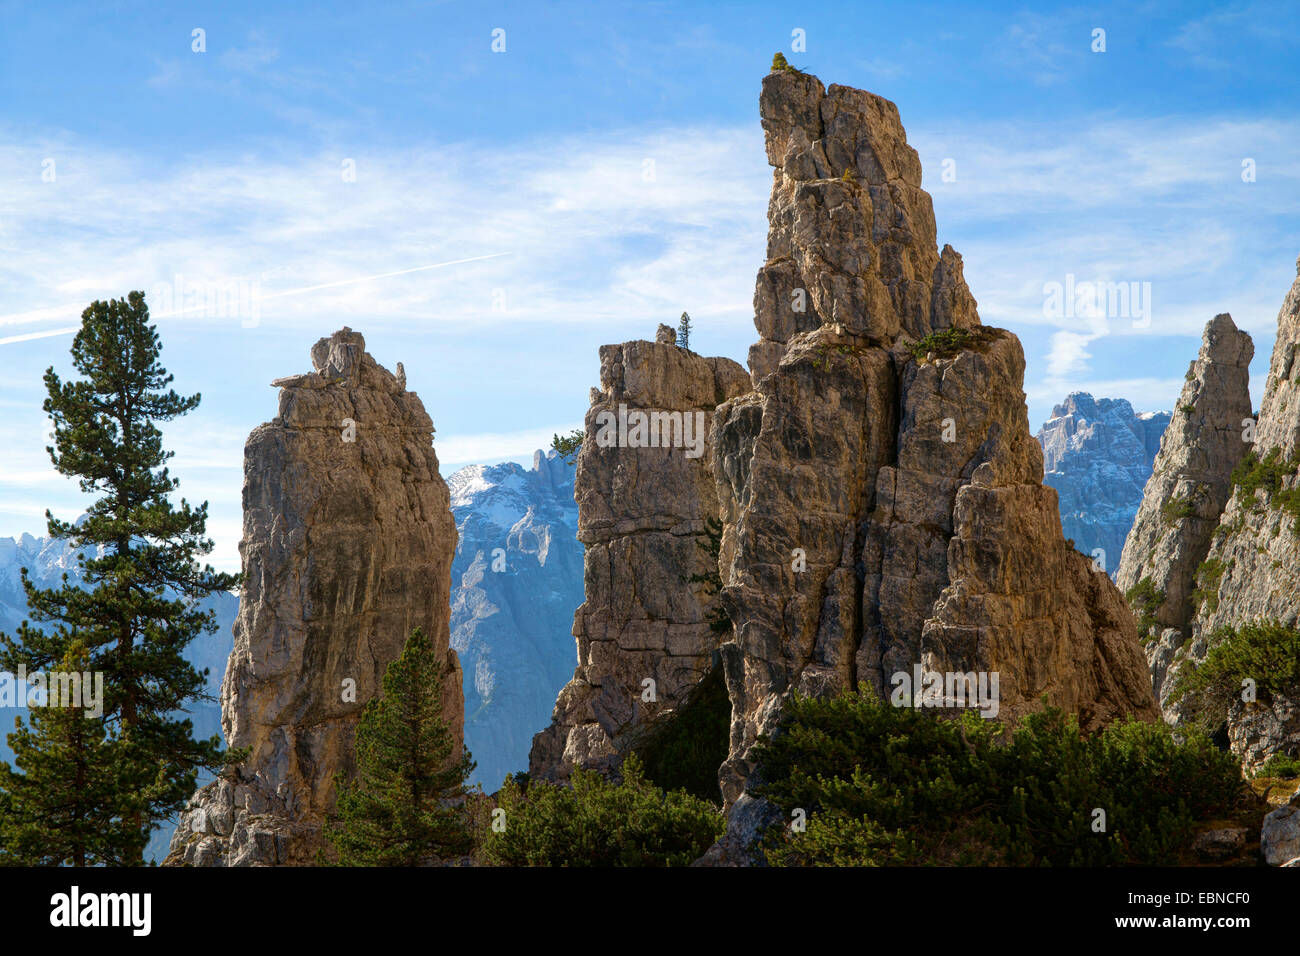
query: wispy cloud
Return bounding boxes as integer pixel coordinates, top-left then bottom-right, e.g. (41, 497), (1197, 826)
(997, 11), (1080, 86)
(0, 124), (768, 344)
(1168, 2), (1300, 70)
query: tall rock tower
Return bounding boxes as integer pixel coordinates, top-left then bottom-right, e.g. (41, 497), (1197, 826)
(1118, 263), (1300, 772)
(1114, 314), (1254, 708)
(532, 67), (1160, 863)
(712, 68), (1157, 812)
(166, 328), (462, 866)
(529, 337), (750, 780)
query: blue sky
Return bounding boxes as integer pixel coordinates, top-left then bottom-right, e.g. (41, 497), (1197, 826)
(1, 0), (1298, 570)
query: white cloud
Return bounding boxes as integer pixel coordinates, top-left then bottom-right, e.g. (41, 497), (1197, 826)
(0, 125), (769, 342)
(4, 104), (1300, 571)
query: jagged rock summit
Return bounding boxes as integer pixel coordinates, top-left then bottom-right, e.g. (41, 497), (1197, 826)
(166, 328), (462, 866)
(530, 67), (1159, 862)
(1036, 393), (1170, 576)
(1115, 314), (1254, 711)
(1124, 261), (1300, 775)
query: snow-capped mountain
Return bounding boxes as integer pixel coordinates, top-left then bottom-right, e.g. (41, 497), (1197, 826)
(447, 449), (583, 789)
(1035, 392), (1171, 577)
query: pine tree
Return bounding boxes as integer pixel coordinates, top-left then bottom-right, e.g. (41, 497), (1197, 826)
(0, 292), (239, 863)
(0, 644), (144, 866)
(550, 428), (584, 464)
(677, 311), (692, 350)
(324, 628), (475, 866)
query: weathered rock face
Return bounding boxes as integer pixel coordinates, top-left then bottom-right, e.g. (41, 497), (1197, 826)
(528, 340), (750, 780)
(1036, 393), (1170, 577)
(708, 70), (1157, 810)
(1262, 788), (1300, 866)
(1115, 316), (1254, 636)
(166, 328), (462, 866)
(746, 70), (977, 383)
(1120, 263), (1300, 776)
(1193, 271), (1300, 637)
(1180, 264), (1300, 770)
(532, 70), (1159, 851)
(1112, 315), (1254, 710)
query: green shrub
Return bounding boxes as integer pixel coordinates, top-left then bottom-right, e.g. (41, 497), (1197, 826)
(1192, 558), (1227, 614)
(1173, 620), (1300, 730)
(771, 52), (801, 73)
(1160, 494), (1197, 525)
(1259, 753), (1300, 780)
(479, 753), (724, 866)
(550, 428), (583, 465)
(906, 327), (971, 362)
(1124, 576), (1164, 639)
(686, 516), (731, 637)
(751, 688), (1244, 866)
(1230, 447), (1300, 532)
(634, 665), (730, 804)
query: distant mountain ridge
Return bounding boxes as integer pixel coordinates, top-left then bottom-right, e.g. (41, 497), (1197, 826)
(448, 449), (584, 789)
(1035, 392), (1171, 576)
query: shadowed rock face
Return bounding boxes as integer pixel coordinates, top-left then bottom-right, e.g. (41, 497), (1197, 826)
(533, 69), (1160, 864)
(166, 327), (462, 866)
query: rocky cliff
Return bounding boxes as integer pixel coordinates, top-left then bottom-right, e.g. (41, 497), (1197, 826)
(714, 70), (1156, 818)
(166, 328), (462, 866)
(528, 339), (750, 779)
(1193, 279), (1300, 636)
(1114, 314), (1254, 710)
(1183, 267), (1300, 770)
(532, 68), (1159, 860)
(1035, 393), (1170, 576)
(448, 450), (583, 789)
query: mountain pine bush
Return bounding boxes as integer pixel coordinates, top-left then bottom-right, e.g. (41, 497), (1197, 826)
(752, 687), (1245, 866)
(479, 753), (723, 866)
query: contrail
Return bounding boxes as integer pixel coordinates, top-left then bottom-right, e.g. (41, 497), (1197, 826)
(258, 252), (512, 302)
(0, 252), (512, 346)
(0, 326), (81, 346)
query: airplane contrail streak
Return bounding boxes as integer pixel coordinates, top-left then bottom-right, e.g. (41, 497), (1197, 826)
(0, 252), (512, 346)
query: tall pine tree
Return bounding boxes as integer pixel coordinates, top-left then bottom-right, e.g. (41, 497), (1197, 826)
(677, 311), (692, 349)
(0, 292), (238, 863)
(0, 644), (145, 866)
(324, 628), (475, 866)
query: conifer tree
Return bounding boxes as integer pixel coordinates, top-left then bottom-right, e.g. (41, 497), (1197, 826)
(324, 628), (475, 866)
(0, 292), (238, 862)
(677, 311), (692, 349)
(0, 644), (144, 865)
